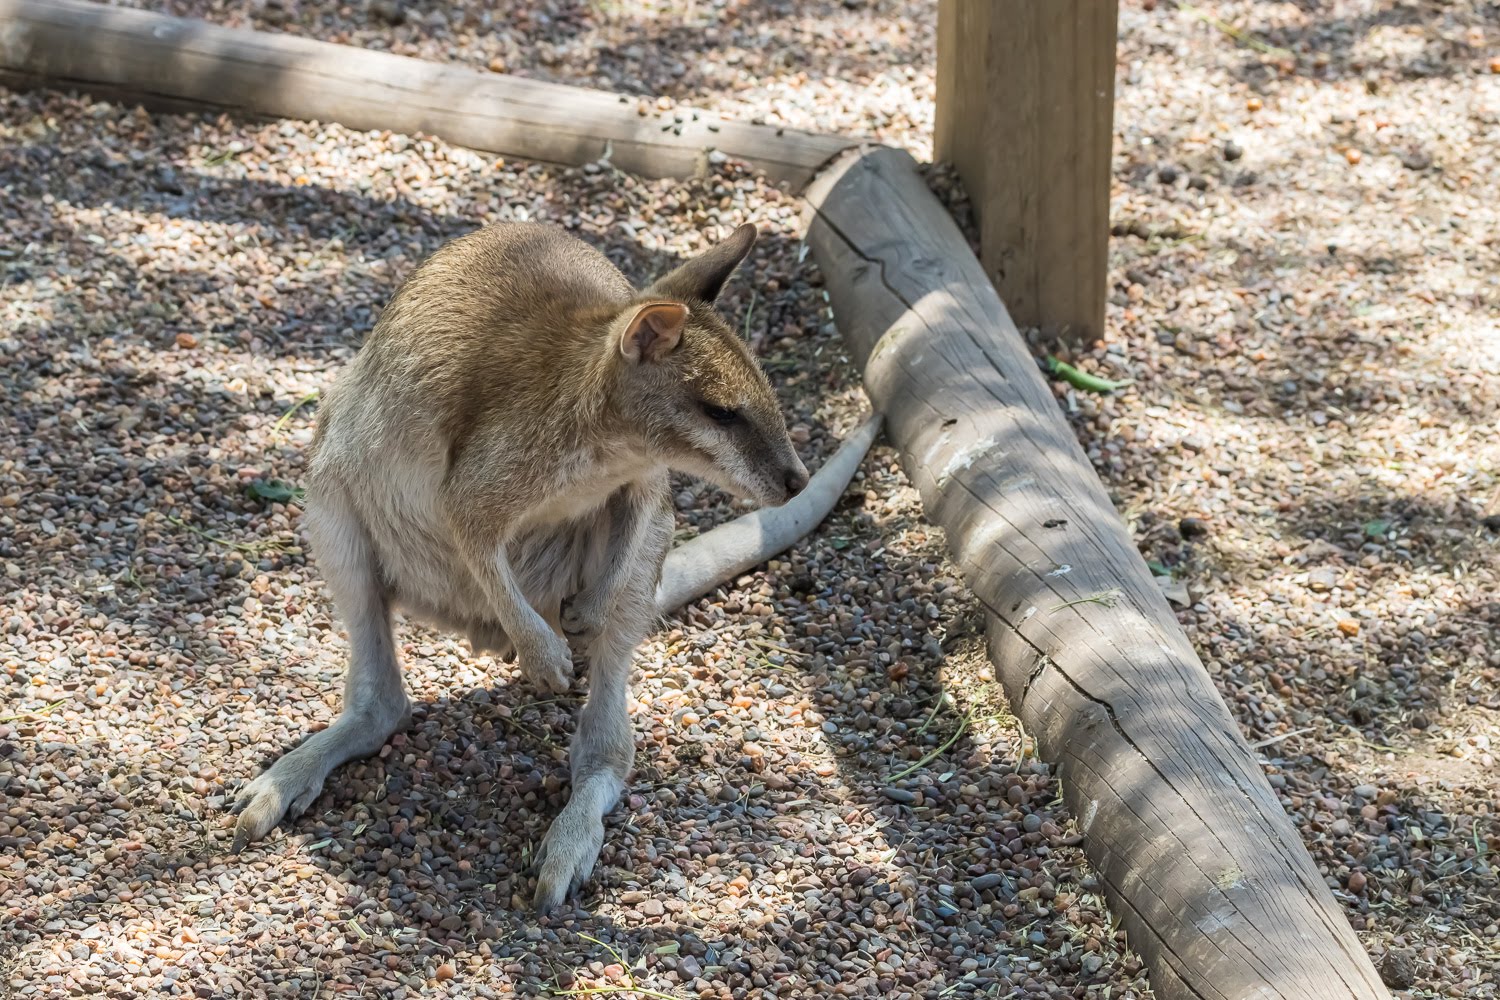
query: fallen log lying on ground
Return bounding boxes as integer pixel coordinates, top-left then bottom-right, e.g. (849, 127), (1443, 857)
(802, 145), (1388, 1000)
(0, 0), (853, 189)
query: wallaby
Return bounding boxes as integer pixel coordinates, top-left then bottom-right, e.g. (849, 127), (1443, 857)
(229, 221), (808, 911)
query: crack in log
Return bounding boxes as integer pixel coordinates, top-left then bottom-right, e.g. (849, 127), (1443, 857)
(1020, 652), (1051, 707)
(818, 226), (1281, 917)
(810, 224), (1260, 843)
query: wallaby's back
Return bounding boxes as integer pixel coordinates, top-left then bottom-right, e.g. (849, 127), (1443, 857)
(316, 224), (633, 463)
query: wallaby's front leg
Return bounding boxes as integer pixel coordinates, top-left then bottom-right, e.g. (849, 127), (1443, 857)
(561, 481), (658, 644)
(232, 488), (411, 849)
(534, 501), (671, 910)
(532, 607), (642, 910)
(467, 538), (574, 694)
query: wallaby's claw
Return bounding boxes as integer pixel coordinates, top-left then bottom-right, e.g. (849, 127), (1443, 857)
(517, 631), (574, 694)
(228, 753), (327, 852)
(532, 808), (605, 912)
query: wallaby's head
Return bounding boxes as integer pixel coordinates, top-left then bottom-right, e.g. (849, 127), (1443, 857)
(610, 224), (809, 507)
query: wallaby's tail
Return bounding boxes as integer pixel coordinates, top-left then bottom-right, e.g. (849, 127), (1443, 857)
(655, 412), (883, 614)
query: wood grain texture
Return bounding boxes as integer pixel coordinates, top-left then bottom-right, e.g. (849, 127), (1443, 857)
(804, 146), (1388, 1000)
(934, 0), (1117, 340)
(0, 0), (853, 190)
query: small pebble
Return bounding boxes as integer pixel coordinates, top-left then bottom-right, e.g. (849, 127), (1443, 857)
(1380, 951), (1416, 989)
(1178, 517), (1209, 539)
(970, 873), (1006, 893)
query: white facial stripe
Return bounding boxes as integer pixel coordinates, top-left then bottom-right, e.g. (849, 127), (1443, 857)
(682, 423), (768, 502)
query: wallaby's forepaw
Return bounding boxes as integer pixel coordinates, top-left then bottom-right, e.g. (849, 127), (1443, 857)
(532, 809), (605, 912)
(560, 594), (606, 648)
(229, 753), (326, 852)
(517, 631), (574, 694)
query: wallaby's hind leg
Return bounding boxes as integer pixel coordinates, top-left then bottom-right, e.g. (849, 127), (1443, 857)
(231, 488), (411, 850)
(533, 503), (671, 911)
(531, 620), (636, 910)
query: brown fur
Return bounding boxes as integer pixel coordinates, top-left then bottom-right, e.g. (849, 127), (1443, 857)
(230, 222), (807, 911)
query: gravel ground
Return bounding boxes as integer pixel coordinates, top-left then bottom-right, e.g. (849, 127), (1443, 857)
(4, 1), (1498, 998)
(0, 83), (1143, 1000)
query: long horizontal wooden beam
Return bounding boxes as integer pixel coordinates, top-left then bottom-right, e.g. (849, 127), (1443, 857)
(802, 145), (1388, 1000)
(0, 0), (854, 190)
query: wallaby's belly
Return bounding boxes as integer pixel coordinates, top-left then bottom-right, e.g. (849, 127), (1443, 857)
(375, 503), (611, 632)
(320, 459), (612, 637)
(308, 384), (642, 647)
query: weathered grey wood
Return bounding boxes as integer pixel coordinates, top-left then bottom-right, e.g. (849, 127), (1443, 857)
(0, 0), (853, 190)
(658, 413), (882, 614)
(804, 145), (1388, 1000)
(935, 0), (1117, 340)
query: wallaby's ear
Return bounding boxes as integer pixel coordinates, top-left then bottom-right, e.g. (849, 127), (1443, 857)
(621, 301), (689, 364)
(645, 224), (757, 303)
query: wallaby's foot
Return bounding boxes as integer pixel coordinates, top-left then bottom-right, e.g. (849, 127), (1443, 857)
(229, 696), (410, 852)
(532, 804), (606, 912)
(516, 629), (574, 693)
(230, 747), (330, 852)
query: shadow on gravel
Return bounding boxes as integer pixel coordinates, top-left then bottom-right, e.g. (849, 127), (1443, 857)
(1218, 0), (1487, 85)
(2, 88), (1132, 995)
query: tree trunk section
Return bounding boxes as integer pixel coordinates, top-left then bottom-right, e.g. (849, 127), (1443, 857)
(803, 145), (1388, 1000)
(0, 0), (852, 190)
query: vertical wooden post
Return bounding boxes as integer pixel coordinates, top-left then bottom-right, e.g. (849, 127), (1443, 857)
(935, 0), (1118, 342)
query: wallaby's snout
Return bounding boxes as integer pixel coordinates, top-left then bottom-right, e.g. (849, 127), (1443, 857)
(760, 438), (810, 507)
(782, 465), (810, 502)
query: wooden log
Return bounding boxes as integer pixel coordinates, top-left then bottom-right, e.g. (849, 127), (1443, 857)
(0, 0), (853, 190)
(803, 145), (1388, 1000)
(934, 0), (1118, 341)
(657, 413), (882, 614)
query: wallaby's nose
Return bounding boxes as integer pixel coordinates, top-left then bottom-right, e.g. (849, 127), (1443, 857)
(784, 468), (809, 498)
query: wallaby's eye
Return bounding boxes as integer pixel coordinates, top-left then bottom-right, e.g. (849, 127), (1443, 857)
(700, 402), (741, 425)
